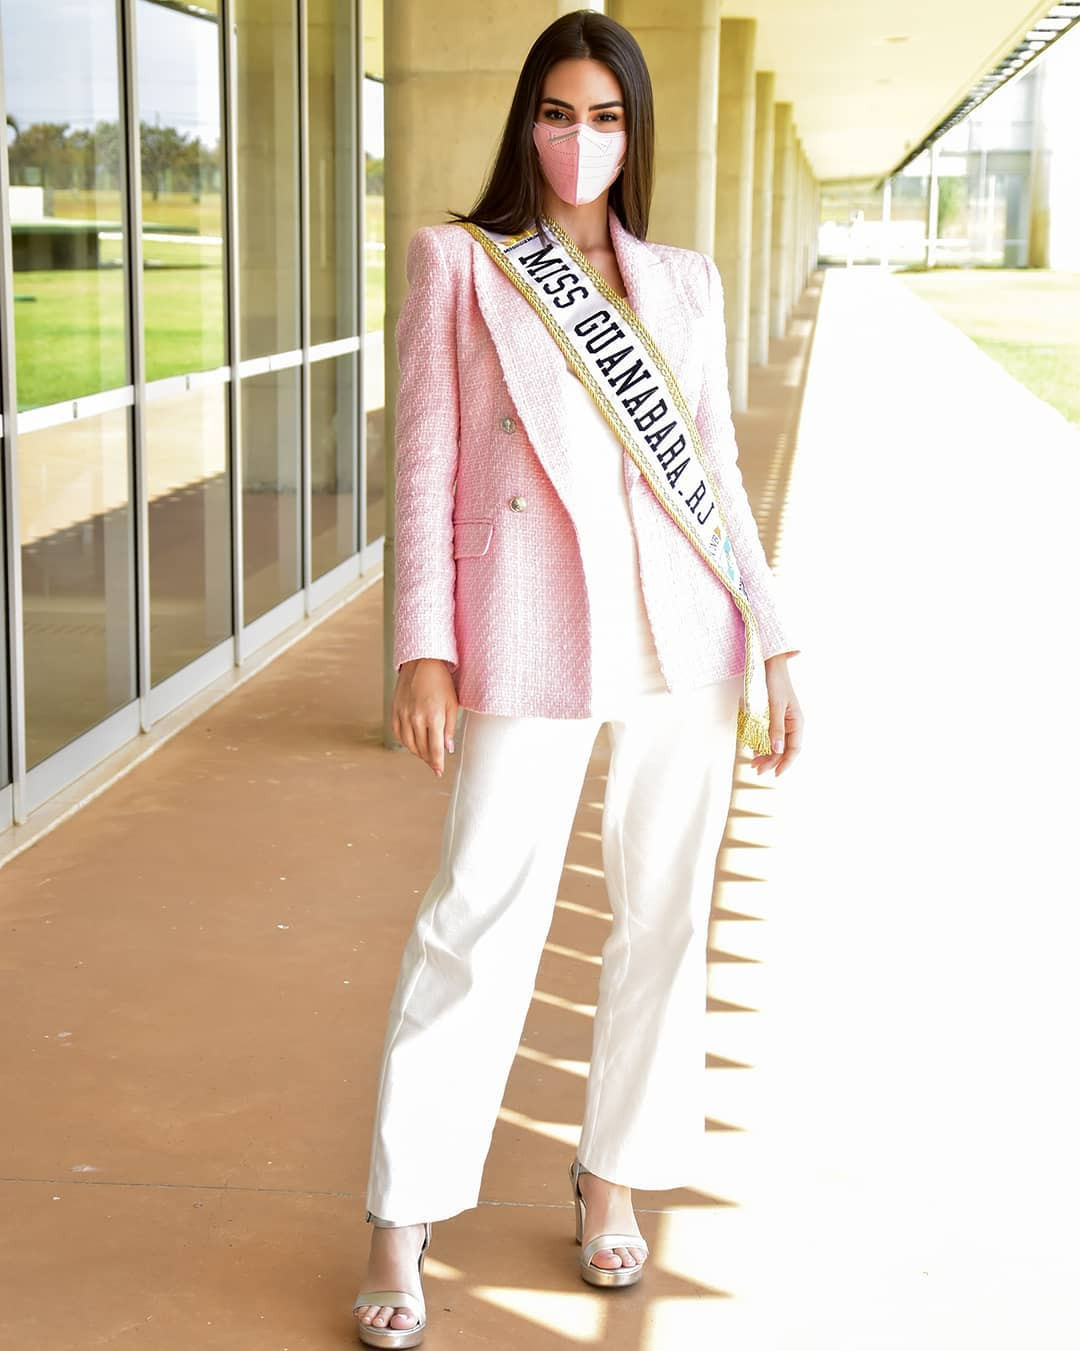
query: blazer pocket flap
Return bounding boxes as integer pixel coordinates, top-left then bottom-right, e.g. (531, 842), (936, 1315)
(452, 516), (494, 559)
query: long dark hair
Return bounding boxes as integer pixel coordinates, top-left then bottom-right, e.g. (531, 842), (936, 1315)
(445, 10), (654, 242)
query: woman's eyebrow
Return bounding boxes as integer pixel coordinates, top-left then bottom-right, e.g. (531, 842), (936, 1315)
(540, 96), (624, 110)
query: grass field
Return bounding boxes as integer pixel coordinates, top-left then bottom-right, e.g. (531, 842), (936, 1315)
(895, 267), (1080, 426)
(11, 262), (226, 407)
(11, 191), (387, 410)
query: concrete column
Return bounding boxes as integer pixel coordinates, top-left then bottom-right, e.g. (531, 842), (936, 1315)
(1028, 60), (1051, 267)
(1028, 29), (1080, 270)
(713, 16), (756, 412)
(925, 138), (940, 268)
(800, 155), (811, 288)
(803, 154), (813, 288)
(803, 153), (815, 287)
(783, 120), (799, 321)
(769, 101), (795, 339)
(610, 0), (722, 250)
(799, 146), (811, 291)
(810, 174), (820, 279)
(383, 3), (570, 740)
(791, 138), (804, 300)
(791, 143), (801, 293)
(749, 70), (775, 367)
(880, 174), (892, 269)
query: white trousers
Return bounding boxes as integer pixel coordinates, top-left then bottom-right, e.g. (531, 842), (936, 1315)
(363, 675), (743, 1226)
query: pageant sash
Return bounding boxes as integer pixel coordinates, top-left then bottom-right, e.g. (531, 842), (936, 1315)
(455, 213), (774, 757)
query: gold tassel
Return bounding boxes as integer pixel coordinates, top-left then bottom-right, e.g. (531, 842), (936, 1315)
(737, 708), (774, 757)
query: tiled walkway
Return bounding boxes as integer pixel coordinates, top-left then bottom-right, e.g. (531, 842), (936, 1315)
(2, 265), (1077, 1349)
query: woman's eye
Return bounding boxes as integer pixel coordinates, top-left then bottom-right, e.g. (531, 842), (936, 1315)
(542, 108), (620, 124)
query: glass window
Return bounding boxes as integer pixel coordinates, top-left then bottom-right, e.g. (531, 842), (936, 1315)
(234, 0), (300, 359)
(362, 70), (385, 547)
(310, 353), (357, 578)
(1, 0), (128, 410)
(0, 360), (8, 790)
(234, 0), (302, 622)
(135, 0), (226, 380)
(307, 0), (357, 345)
(240, 367), (301, 624)
(363, 337), (385, 550)
(145, 384), (232, 684)
(18, 410), (136, 768)
(134, 0), (232, 683)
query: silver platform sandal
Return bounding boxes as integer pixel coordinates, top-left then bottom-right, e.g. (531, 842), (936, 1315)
(352, 1214), (432, 1348)
(568, 1157), (650, 1288)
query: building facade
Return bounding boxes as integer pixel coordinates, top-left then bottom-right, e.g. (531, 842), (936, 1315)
(0, 0), (386, 832)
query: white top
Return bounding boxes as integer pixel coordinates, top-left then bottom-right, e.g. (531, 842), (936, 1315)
(558, 361), (668, 711)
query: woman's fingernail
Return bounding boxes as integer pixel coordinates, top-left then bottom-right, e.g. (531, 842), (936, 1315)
(772, 739), (784, 753)
(447, 739), (455, 753)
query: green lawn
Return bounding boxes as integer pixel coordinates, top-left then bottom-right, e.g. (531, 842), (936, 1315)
(51, 187), (219, 236)
(895, 267), (1080, 426)
(11, 262), (225, 408)
(10, 191), (387, 409)
(12, 268), (128, 407)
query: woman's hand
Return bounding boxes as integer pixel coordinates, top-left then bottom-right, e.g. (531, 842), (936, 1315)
(392, 658), (460, 778)
(750, 654), (803, 777)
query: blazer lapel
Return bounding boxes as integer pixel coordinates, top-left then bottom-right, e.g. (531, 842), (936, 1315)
(469, 205), (695, 508)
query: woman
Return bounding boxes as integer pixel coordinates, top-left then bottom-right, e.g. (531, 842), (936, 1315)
(353, 10), (803, 1346)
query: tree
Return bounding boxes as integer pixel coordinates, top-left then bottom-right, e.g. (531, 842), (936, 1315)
(7, 121), (71, 189)
(140, 122), (190, 201)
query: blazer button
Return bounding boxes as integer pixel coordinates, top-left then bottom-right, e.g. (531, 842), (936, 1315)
(508, 495), (527, 512)
(500, 415), (517, 433)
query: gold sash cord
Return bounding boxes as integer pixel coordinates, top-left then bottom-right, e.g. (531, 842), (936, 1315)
(457, 214), (773, 756)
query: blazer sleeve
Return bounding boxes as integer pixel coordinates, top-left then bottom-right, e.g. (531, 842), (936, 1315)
(693, 250), (800, 661)
(392, 225), (460, 673)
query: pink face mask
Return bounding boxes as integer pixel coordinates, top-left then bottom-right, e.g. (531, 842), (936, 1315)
(532, 119), (627, 206)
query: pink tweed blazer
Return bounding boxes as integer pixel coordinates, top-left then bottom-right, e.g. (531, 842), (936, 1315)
(392, 203), (797, 719)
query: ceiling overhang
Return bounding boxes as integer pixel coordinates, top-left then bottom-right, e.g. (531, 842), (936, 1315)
(363, 3), (1075, 184)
